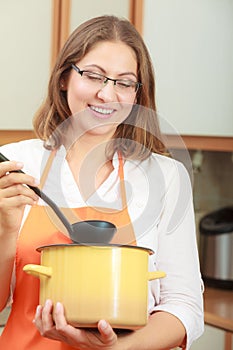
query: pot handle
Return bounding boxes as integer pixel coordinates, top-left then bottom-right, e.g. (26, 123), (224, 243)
(23, 264), (52, 278)
(148, 271), (166, 281)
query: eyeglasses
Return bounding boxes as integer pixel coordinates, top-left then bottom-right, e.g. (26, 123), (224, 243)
(71, 64), (142, 94)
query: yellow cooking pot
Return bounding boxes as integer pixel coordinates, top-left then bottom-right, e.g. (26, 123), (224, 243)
(23, 244), (165, 329)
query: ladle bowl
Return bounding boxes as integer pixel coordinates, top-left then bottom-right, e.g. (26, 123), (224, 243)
(70, 220), (117, 244)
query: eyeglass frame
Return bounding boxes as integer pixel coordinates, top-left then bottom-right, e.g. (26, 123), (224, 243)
(71, 64), (142, 93)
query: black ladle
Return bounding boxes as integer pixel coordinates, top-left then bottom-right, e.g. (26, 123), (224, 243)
(0, 152), (116, 244)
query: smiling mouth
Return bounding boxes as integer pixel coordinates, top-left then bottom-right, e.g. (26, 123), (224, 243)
(89, 105), (115, 116)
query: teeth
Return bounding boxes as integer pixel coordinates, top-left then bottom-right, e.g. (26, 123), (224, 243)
(90, 106), (114, 115)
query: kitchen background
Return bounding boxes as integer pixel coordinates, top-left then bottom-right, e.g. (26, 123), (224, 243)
(0, 0), (232, 349)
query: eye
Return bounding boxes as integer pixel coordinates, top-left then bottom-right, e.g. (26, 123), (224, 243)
(84, 72), (104, 82)
(116, 80), (136, 89)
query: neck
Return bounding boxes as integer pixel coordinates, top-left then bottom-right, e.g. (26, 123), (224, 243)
(65, 133), (110, 164)
(65, 134), (114, 199)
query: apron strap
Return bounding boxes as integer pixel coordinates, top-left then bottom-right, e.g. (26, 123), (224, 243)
(39, 150), (56, 189)
(117, 152), (127, 209)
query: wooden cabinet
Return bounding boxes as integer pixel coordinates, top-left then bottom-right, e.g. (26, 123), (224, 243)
(191, 324), (230, 350)
(191, 287), (233, 350)
(0, 0), (52, 130)
(142, 0), (233, 138)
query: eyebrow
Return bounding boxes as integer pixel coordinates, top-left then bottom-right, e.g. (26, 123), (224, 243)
(82, 64), (137, 79)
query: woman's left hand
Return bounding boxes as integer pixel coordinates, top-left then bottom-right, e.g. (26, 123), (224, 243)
(33, 299), (118, 349)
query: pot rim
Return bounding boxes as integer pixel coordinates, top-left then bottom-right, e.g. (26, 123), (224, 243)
(36, 243), (154, 255)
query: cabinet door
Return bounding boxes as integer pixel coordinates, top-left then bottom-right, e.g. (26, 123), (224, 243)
(143, 0), (233, 137)
(190, 325), (232, 350)
(70, 0), (130, 33)
(0, 0), (52, 130)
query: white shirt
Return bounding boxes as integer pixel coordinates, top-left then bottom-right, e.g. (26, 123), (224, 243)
(0, 139), (204, 349)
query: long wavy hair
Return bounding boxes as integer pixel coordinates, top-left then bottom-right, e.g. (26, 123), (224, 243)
(33, 15), (166, 159)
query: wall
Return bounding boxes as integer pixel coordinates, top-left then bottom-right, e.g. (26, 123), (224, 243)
(171, 149), (233, 240)
(191, 150), (233, 249)
(192, 151), (233, 213)
(70, 0), (129, 33)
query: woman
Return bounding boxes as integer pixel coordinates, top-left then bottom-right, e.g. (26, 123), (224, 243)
(0, 15), (204, 349)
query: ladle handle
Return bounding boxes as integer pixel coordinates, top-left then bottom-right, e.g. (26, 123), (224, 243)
(0, 152), (73, 235)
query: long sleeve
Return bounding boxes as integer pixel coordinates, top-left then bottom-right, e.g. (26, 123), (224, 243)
(150, 160), (204, 349)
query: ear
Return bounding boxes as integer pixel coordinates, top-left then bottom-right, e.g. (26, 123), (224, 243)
(60, 79), (67, 91)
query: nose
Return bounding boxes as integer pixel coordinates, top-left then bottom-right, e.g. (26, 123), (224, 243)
(96, 81), (118, 102)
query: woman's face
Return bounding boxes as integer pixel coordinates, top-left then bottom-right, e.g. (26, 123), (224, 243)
(65, 41), (138, 139)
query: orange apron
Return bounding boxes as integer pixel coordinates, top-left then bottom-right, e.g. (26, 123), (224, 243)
(0, 152), (136, 350)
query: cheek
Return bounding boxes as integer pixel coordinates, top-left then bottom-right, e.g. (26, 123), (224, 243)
(119, 93), (137, 107)
(66, 80), (90, 114)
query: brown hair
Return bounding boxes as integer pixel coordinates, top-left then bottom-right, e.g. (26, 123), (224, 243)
(33, 15), (166, 159)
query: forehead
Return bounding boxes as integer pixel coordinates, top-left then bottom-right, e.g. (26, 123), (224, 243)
(78, 41), (137, 73)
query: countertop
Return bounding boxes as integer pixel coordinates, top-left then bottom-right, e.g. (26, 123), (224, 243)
(204, 287), (233, 332)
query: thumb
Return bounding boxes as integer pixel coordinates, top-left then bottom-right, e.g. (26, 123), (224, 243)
(98, 320), (117, 344)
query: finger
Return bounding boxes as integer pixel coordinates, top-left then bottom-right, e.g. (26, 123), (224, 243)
(53, 302), (67, 327)
(0, 160), (24, 177)
(0, 185), (39, 201)
(34, 304), (65, 342)
(0, 196), (37, 210)
(98, 320), (117, 344)
(0, 187), (38, 209)
(53, 302), (79, 335)
(41, 299), (55, 332)
(33, 305), (43, 332)
(53, 302), (86, 343)
(0, 172), (39, 189)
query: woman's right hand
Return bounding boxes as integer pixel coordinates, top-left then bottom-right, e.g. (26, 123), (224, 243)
(0, 160), (39, 236)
